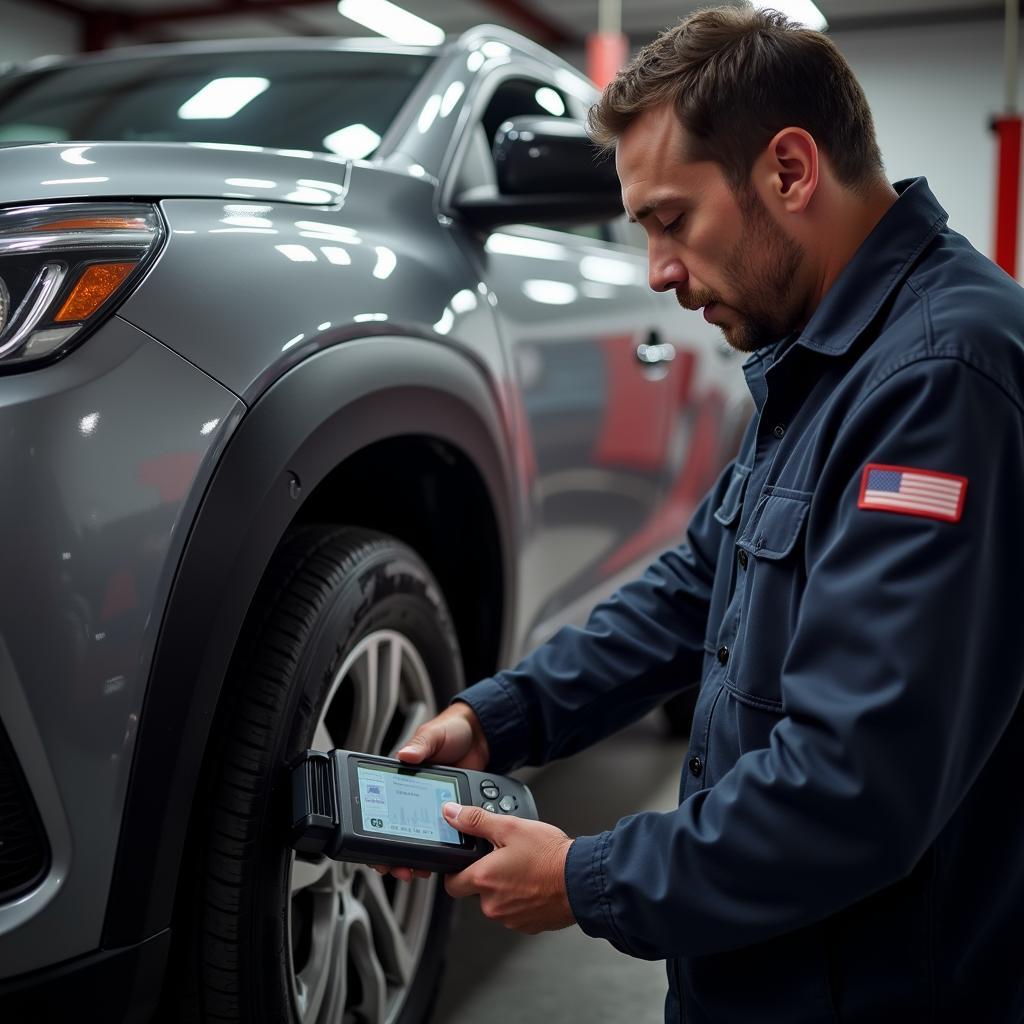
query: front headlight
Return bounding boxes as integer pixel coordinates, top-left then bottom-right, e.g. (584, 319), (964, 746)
(0, 202), (163, 371)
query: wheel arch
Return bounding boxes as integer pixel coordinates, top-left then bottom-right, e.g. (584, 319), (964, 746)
(102, 335), (518, 948)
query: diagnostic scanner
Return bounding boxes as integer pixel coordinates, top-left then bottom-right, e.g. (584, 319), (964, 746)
(289, 749), (539, 873)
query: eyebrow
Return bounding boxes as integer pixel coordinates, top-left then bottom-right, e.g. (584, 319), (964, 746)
(627, 196), (680, 224)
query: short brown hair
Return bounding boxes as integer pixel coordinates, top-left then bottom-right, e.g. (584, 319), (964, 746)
(589, 4), (884, 193)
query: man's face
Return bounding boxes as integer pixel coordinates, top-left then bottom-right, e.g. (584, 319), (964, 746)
(616, 103), (806, 353)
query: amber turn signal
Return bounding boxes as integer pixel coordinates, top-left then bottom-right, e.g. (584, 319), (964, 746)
(33, 216), (150, 232)
(55, 262), (137, 322)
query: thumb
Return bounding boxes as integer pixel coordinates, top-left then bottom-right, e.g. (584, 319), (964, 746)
(396, 731), (435, 763)
(442, 802), (501, 840)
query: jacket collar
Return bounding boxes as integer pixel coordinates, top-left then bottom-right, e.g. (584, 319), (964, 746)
(794, 176), (948, 357)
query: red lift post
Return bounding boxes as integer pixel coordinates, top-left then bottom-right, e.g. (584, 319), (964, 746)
(993, 0), (1022, 278)
(587, 0), (628, 88)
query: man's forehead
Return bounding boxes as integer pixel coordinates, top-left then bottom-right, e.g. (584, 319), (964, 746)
(615, 104), (681, 175)
(616, 107), (708, 210)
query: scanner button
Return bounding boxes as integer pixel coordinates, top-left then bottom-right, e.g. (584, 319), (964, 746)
(482, 801), (498, 813)
(481, 781), (500, 800)
(498, 794), (518, 813)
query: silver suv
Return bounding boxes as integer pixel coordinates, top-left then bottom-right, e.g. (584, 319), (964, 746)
(0, 27), (748, 1024)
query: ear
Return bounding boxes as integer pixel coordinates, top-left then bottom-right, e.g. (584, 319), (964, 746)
(757, 127), (818, 214)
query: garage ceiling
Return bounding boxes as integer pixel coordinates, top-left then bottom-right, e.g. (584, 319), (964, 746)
(30, 0), (1021, 52)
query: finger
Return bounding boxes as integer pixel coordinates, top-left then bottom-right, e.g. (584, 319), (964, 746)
(378, 867), (428, 881)
(442, 802), (507, 843)
(444, 867), (480, 900)
(396, 729), (437, 764)
(399, 714), (474, 767)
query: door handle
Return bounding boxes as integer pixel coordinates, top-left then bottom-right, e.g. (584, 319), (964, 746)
(635, 332), (676, 365)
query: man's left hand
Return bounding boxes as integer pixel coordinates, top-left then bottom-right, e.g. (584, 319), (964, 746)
(441, 802), (576, 934)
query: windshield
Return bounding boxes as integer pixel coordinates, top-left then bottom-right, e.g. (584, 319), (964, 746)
(0, 49), (434, 158)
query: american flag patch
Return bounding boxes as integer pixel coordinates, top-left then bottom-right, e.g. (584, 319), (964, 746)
(857, 463), (967, 522)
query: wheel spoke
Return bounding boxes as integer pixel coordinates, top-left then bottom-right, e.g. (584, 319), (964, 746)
(357, 867), (417, 985)
(343, 885), (389, 1022)
(319, 907), (350, 1024)
(313, 719), (334, 752)
(291, 854), (333, 895)
(294, 888), (342, 1023)
(345, 644), (376, 753)
(368, 637), (402, 754)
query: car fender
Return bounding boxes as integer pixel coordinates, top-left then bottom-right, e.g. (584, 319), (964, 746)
(102, 332), (518, 947)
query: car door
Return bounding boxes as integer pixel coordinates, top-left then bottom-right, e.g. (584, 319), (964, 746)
(445, 70), (678, 650)
(596, 217), (752, 578)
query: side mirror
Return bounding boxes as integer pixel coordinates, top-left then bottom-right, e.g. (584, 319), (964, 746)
(452, 115), (623, 229)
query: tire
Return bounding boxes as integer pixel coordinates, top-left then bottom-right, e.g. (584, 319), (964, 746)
(185, 526), (464, 1024)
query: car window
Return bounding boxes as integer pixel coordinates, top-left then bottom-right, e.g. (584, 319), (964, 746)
(0, 50), (433, 157)
(479, 76), (570, 147)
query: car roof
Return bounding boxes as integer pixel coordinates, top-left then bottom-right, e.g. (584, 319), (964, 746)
(5, 24), (583, 81)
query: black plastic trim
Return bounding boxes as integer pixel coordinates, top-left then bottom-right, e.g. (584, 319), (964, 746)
(101, 335), (515, 947)
(0, 929), (170, 1024)
(0, 716), (49, 903)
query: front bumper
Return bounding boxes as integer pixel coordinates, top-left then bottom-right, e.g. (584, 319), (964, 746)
(0, 315), (240, 979)
(0, 929), (170, 1023)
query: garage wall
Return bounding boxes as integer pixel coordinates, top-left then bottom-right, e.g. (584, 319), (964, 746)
(834, 19), (1022, 279)
(0, 0), (78, 64)
(566, 17), (1021, 278)
(0, 4), (1018, 275)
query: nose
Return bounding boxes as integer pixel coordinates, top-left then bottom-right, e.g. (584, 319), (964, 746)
(648, 249), (688, 294)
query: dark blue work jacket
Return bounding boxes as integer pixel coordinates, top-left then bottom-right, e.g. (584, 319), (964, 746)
(457, 178), (1024, 1022)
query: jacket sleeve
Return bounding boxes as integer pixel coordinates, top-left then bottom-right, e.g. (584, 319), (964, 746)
(565, 356), (1024, 959)
(453, 457), (739, 773)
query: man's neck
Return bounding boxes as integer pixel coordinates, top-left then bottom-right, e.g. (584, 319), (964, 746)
(803, 180), (900, 323)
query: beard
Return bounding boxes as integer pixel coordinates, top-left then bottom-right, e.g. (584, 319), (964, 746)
(677, 188), (805, 353)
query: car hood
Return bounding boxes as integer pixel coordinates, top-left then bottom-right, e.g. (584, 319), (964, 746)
(0, 141), (351, 207)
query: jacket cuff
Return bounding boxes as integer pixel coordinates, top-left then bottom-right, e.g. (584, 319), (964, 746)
(565, 830), (632, 954)
(450, 677), (531, 774)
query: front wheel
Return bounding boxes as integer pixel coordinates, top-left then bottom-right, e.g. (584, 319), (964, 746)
(185, 526), (464, 1024)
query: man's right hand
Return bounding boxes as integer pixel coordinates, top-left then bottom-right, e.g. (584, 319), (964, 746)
(370, 701), (490, 882)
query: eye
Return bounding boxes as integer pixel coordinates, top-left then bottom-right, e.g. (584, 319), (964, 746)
(661, 213), (684, 235)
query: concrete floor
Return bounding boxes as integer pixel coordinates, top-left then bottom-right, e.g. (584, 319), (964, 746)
(434, 710), (688, 1024)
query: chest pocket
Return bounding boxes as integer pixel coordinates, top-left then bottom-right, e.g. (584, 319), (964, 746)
(704, 464), (750, 660)
(728, 490), (812, 709)
(713, 463), (750, 528)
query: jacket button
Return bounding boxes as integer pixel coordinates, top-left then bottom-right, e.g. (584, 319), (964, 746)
(773, 423), (786, 440)
(737, 549), (748, 569)
(717, 645), (729, 665)
(688, 756), (703, 777)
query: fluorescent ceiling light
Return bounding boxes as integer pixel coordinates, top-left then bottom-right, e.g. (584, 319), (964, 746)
(275, 244), (318, 263)
(522, 280), (578, 305)
(321, 246), (352, 265)
(440, 81), (465, 117)
(535, 88), (565, 117)
(322, 123), (381, 158)
(486, 233), (568, 261)
(178, 77), (269, 120)
(752, 0), (827, 31)
(417, 93), (442, 134)
(580, 256), (643, 287)
(450, 289), (478, 313)
(337, 0), (444, 45)
(372, 246), (397, 279)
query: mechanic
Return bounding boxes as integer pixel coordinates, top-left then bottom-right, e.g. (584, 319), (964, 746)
(376, 6), (1024, 1021)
